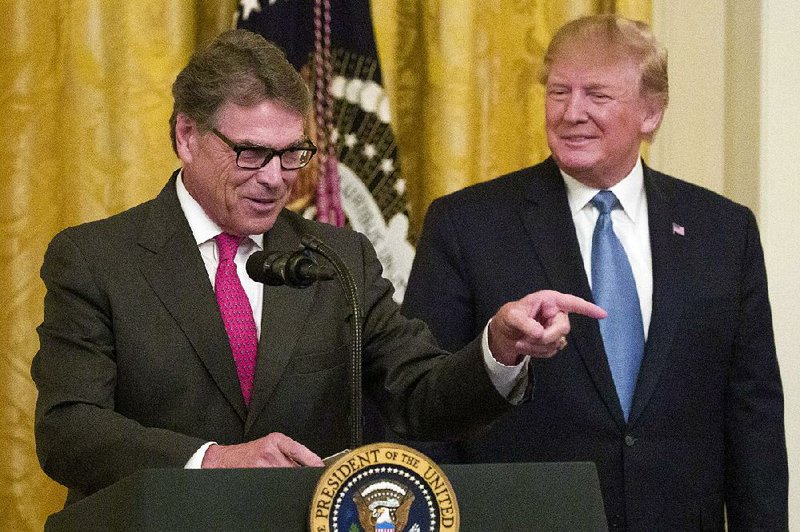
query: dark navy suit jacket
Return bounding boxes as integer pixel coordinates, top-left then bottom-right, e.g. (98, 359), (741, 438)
(401, 157), (787, 530)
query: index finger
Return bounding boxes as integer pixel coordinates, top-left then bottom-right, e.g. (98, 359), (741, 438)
(554, 293), (607, 319)
(277, 436), (325, 467)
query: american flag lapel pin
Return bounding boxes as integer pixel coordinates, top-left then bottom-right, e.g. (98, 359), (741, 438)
(672, 222), (685, 236)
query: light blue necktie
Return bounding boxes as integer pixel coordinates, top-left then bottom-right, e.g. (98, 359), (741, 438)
(591, 190), (645, 421)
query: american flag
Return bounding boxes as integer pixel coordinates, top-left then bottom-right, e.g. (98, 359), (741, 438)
(237, 0), (415, 303)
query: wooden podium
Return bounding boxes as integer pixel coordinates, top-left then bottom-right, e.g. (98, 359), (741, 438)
(46, 462), (607, 531)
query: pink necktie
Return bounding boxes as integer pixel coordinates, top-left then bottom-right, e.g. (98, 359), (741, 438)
(214, 233), (258, 405)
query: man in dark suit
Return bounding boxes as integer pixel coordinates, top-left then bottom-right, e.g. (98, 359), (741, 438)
(30, 29), (604, 504)
(401, 15), (787, 531)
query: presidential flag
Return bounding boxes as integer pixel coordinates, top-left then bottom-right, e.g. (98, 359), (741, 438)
(237, 0), (414, 303)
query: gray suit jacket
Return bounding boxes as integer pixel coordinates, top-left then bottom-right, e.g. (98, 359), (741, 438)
(32, 172), (514, 503)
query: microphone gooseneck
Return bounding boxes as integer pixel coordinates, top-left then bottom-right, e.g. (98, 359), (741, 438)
(244, 235), (364, 448)
(301, 234), (364, 449)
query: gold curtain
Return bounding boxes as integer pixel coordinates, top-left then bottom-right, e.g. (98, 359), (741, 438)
(0, 1), (648, 529)
(374, 0), (651, 232)
(0, 1), (235, 529)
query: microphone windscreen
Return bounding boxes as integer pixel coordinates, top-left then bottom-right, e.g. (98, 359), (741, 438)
(246, 250), (269, 282)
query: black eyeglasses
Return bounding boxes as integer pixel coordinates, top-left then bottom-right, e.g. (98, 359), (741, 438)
(211, 128), (317, 170)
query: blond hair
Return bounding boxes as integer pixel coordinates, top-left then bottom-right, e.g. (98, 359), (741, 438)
(540, 14), (669, 109)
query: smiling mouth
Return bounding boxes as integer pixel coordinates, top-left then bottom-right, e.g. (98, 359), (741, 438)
(244, 197), (279, 211)
(561, 135), (598, 146)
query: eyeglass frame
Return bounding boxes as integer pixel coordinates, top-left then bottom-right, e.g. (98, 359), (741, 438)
(210, 128), (317, 170)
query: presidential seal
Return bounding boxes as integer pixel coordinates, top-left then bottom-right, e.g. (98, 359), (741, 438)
(309, 443), (459, 531)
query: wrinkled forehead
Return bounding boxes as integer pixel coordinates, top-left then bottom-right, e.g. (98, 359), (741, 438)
(214, 97), (306, 127)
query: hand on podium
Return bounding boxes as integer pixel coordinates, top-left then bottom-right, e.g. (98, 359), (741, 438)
(201, 432), (325, 468)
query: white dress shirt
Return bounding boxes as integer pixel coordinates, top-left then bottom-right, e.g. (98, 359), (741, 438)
(561, 159), (653, 339)
(176, 175), (265, 337)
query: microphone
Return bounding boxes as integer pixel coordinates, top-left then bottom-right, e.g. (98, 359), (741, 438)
(246, 250), (335, 287)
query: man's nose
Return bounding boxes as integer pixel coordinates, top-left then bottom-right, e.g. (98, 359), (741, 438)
(253, 156), (284, 185)
(563, 93), (588, 122)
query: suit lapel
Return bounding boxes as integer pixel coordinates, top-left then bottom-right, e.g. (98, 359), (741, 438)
(137, 174), (248, 422)
(245, 213), (319, 433)
(628, 165), (687, 425)
(520, 159), (626, 428)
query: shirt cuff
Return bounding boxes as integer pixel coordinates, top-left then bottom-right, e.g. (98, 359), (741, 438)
(184, 441), (217, 469)
(481, 320), (530, 404)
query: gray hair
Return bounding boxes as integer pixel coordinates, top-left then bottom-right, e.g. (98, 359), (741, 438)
(169, 29), (311, 153)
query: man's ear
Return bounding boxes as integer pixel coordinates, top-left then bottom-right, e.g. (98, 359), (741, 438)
(641, 97), (666, 139)
(175, 113), (199, 164)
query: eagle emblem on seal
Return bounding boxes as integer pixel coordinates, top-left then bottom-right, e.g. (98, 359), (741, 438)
(353, 480), (415, 531)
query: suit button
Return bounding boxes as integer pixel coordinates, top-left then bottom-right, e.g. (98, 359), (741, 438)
(624, 434), (636, 447)
(608, 514), (625, 529)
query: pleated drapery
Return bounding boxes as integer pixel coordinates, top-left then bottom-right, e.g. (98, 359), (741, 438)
(0, 3), (234, 528)
(374, 0), (651, 230)
(0, 1), (649, 529)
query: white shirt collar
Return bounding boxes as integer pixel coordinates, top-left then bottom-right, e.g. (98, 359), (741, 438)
(561, 159), (645, 222)
(175, 170), (264, 249)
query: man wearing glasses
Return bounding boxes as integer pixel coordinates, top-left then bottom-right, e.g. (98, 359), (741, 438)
(31, 29), (604, 505)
